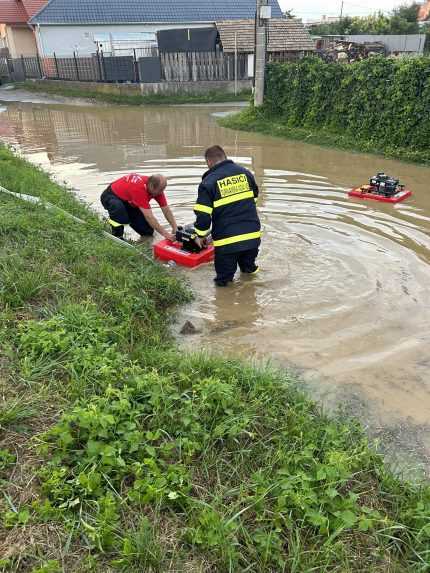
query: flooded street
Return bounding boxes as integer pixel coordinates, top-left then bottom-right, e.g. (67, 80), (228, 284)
(1, 95), (429, 474)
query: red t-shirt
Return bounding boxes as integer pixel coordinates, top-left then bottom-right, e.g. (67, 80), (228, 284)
(110, 174), (168, 209)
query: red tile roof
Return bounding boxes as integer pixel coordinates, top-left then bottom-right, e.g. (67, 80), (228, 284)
(0, 0), (28, 23)
(21, 0), (48, 18)
(0, 0), (47, 24)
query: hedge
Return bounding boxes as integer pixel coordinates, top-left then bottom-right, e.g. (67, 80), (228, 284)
(263, 57), (430, 155)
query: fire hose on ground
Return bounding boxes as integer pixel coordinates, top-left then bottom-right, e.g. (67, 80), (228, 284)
(0, 184), (154, 262)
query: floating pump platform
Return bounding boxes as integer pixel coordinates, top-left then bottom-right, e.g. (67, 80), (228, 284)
(349, 187), (412, 204)
(349, 173), (412, 204)
(153, 239), (214, 268)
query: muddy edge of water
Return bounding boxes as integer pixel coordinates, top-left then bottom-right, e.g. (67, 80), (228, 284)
(1, 97), (429, 477)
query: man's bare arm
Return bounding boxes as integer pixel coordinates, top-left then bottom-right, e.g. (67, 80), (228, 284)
(140, 208), (174, 240)
(161, 206), (178, 233)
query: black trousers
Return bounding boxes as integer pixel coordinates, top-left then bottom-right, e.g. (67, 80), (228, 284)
(214, 248), (259, 285)
(100, 188), (153, 238)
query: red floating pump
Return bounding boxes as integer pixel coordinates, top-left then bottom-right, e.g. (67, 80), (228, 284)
(349, 172), (412, 204)
(153, 239), (214, 268)
(153, 225), (214, 268)
(349, 187), (412, 204)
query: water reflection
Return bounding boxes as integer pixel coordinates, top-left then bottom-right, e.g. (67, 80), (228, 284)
(1, 99), (430, 474)
(209, 280), (262, 335)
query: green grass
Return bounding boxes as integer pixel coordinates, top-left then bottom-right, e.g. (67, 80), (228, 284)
(219, 107), (430, 165)
(0, 145), (430, 572)
(16, 81), (252, 106)
(0, 396), (36, 430)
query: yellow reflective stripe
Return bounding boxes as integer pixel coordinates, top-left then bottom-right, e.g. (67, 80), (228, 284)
(213, 191), (254, 209)
(250, 267), (260, 275)
(108, 218), (126, 228)
(195, 227), (209, 237)
(194, 203), (213, 215)
(213, 231), (261, 247)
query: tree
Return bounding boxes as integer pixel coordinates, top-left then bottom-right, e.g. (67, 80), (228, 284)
(393, 3), (421, 24)
(309, 3), (421, 36)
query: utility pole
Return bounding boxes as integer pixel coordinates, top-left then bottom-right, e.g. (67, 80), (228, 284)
(340, 0), (344, 20)
(254, 0), (271, 107)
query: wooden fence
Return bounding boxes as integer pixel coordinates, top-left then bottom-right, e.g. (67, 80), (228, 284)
(161, 52), (248, 82)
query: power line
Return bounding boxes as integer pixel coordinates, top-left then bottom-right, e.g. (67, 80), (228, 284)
(295, 8), (393, 17)
(292, 0), (394, 17)
(343, 0), (392, 11)
(293, 7), (392, 14)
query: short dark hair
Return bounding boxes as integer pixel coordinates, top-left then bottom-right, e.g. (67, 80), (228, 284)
(148, 175), (164, 192)
(205, 145), (227, 163)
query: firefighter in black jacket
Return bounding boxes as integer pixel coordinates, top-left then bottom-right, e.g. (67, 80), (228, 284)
(193, 146), (261, 286)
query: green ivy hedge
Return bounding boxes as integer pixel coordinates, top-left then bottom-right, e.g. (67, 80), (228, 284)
(264, 57), (430, 154)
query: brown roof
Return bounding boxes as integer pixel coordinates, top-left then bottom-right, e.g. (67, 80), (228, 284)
(0, 0), (28, 23)
(0, 0), (47, 23)
(217, 18), (316, 53)
(21, 0), (48, 18)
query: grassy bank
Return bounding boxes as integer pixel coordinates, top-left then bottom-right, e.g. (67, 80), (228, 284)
(219, 107), (430, 165)
(16, 81), (251, 106)
(1, 146), (430, 572)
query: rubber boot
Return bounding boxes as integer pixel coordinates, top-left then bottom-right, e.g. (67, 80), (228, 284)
(111, 225), (125, 239)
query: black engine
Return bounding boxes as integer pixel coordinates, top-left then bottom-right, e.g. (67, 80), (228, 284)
(369, 173), (404, 197)
(175, 224), (203, 253)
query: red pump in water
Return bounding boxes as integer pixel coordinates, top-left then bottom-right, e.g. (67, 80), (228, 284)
(153, 225), (214, 268)
(349, 172), (412, 204)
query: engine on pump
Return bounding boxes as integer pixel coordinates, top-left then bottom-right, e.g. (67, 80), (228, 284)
(369, 173), (404, 197)
(175, 224), (203, 253)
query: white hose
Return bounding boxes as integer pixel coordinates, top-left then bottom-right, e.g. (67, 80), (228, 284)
(0, 184), (154, 261)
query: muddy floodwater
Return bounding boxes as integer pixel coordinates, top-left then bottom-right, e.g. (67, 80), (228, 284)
(1, 93), (429, 475)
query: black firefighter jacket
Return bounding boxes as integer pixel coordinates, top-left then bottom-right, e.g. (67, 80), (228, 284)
(193, 159), (261, 254)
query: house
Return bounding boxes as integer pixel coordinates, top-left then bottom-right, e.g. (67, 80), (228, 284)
(30, 0), (283, 57)
(418, 1), (430, 22)
(217, 18), (315, 75)
(0, 0), (47, 57)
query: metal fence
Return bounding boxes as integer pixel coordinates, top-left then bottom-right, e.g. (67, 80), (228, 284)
(0, 50), (250, 84)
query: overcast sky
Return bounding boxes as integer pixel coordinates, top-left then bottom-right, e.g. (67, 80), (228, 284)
(278, 0), (406, 20)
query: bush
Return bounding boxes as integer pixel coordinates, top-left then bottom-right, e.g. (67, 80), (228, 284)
(262, 56), (430, 158)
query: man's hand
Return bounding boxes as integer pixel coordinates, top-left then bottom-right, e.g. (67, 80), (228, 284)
(163, 229), (175, 242)
(194, 236), (207, 249)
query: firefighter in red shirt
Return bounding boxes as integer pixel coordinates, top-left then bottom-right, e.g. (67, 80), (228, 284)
(101, 173), (177, 240)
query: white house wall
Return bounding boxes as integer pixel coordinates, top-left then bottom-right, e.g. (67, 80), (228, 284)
(35, 23), (215, 56)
